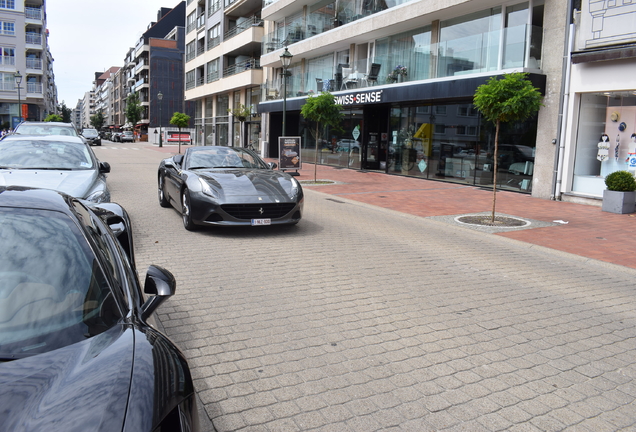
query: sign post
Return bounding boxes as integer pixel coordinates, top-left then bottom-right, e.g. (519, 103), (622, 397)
(278, 136), (301, 176)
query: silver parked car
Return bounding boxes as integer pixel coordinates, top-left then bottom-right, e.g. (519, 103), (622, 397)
(0, 135), (111, 203)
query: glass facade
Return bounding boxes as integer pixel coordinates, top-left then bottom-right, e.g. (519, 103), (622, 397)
(572, 92), (636, 197)
(298, 101), (538, 193)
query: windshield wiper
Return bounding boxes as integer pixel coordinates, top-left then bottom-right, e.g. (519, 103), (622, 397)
(25, 167), (74, 171)
(0, 352), (35, 361)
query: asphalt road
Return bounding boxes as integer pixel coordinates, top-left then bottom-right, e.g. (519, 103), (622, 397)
(96, 141), (636, 432)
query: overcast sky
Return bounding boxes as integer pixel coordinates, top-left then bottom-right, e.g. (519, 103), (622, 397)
(47, 0), (174, 107)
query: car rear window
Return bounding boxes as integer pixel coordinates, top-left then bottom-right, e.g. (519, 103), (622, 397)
(0, 139), (94, 170)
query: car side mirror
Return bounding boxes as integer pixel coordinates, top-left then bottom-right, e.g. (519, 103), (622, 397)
(174, 154), (184, 166)
(141, 265), (176, 321)
(268, 162), (277, 170)
(99, 162), (111, 173)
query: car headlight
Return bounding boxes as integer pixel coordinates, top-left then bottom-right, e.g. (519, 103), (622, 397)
(289, 177), (301, 200)
(85, 189), (110, 203)
(199, 178), (219, 200)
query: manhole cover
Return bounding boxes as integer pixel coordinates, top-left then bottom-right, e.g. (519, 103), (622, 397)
(455, 215), (530, 228)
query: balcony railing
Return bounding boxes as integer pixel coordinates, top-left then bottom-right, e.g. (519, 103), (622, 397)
(2, 56), (15, 66)
(224, 58), (261, 77)
(208, 0), (221, 16)
(26, 58), (43, 69)
(25, 7), (42, 20)
(224, 16), (263, 40)
(262, 24), (542, 101)
(208, 36), (220, 50)
(27, 82), (43, 94)
(207, 70), (219, 83)
(26, 33), (42, 46)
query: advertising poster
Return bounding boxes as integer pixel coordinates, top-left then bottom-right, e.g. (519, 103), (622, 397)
(279, 136), (301, 171)
(167, 131), (191, 143)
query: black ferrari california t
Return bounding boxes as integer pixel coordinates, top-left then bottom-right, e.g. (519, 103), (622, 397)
(158, 146), (303, 230)
(0, 187), (199, 432)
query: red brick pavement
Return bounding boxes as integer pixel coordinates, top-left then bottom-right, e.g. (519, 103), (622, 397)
(290, 163), (636, 270)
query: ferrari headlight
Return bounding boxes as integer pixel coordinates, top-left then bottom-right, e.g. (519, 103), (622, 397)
(289, 177), (300, 200)
(199, 178), (219, 199)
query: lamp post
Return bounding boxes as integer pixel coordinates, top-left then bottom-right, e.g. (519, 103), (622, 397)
(280, 47), (293, 136)
(14, 72), (23, 124)
(158, 91), (163, 147)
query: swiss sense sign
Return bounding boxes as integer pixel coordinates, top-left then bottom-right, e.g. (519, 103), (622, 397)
(334, 90), (383, 106)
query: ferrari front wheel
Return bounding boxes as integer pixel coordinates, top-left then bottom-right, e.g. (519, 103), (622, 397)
(181, 188), (197, 231)
(158, 175), (170, 208)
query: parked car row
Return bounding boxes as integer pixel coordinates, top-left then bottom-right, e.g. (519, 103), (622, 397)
(0, 121), (200, 431)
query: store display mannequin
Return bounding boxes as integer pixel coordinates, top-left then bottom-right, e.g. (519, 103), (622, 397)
(597, 134), (610, 161)
(627, 133), (636, 170)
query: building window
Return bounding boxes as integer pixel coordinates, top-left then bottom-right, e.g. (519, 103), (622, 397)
(1, 21), (14, 35)
(0, 0), (15, 10)
(186, 12), (196, 33)
(1, 47), (15, 66)
(1, 72), (15, 90)
(208, 24), (220, 50)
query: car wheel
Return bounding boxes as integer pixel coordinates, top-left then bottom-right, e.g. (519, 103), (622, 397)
(158, 176), (170, 208)
(181, 189), (197, 231)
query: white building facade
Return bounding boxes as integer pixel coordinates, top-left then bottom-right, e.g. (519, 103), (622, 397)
(556, 1), (636, 205)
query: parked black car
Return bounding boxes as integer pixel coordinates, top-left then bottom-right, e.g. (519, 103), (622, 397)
(0, 187), (199, 432)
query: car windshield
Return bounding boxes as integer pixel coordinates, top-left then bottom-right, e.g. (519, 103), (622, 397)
(15, 125), (78, 137)
(186, 147), (268, 169)
(0, 207), (119, 359)
(0, 139), (94, 170)
(82, 129), (98, 137)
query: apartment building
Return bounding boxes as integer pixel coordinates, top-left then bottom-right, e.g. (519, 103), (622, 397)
(262, 0), (570, 198)
(184, 0), (264, 149)
(79, 89), (95, 129)
(555, 1), (636, 206)
(0, 0), (56, 128)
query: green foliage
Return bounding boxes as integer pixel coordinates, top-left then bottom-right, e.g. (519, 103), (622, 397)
(90, 111), (104, 130)
(473, 72), (544, 123)
(44, 114), (63, 122)
(300, 92), (344, 181)
(605, 170), (636, 192)
(228, 104), (252, 122)
(126, 92), (143, 127)
(170, 112), (191, 129)
(473, 72), (544, 222)
(57, 102), (73, 123)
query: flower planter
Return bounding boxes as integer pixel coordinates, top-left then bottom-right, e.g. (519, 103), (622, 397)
(602, 189), (636, 214)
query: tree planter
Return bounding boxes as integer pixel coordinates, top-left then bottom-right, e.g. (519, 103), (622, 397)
(602, 189), (636, 214)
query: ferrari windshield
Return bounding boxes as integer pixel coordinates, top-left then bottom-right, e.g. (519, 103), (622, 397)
(0, 207), (119, 359)
(185, 147), (268, 170)
(0, 139), (94, 170)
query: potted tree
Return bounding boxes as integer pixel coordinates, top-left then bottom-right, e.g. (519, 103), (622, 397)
(602, 170), (636, 214)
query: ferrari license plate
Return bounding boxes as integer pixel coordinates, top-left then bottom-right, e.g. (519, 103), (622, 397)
(251, 218), (271, 226)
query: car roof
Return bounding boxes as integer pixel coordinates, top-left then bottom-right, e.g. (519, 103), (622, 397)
(16, 122), (76, 128)
(1, 134), (86, 144)
(0, 186), (76, 214)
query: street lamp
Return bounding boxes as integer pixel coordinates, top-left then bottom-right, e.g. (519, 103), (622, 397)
(280, 47), (293, 136)
(157, 91), (163, 147)
(14, 72), (23, 124)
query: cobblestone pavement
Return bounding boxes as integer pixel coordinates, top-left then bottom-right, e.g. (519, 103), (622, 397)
(96, 142), (636, 432)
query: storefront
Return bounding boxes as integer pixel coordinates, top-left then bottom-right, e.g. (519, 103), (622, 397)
(561, 56), (636, 201)
(260, 73), (546, 192)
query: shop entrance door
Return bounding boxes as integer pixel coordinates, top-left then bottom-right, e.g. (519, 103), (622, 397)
(362, 106), (389, 170)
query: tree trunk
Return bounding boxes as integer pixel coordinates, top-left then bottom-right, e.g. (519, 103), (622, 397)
(491, 119), (500, 223)
(314, 124), (319, 182)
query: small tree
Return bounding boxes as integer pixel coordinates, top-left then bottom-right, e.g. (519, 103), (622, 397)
(126, 92), (143, 141)
(170, 112), (191, 154)
(228, 104), (252, 148)
(57, 102), (73, 123)
(90, 111), (105, 130)
(44, 114), (63, 122)
(473, 72), (543, 222)
(300, 92), (344, 182)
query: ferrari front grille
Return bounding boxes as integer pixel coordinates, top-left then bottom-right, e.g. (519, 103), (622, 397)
(221, 203), (296, 220)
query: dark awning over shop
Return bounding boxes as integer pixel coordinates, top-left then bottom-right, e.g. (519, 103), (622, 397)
(258, 73), (546, 113)
(572, 44), (636, 64)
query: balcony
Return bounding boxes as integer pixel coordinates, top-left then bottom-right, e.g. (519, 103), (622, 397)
(26, 58), (43, 70)
(27, 82), (43, 94)
(262, 24), (543, 101)
(25, 7), (42, 21)
(1, 56), (16, 66)
(224, 16), (263, 40)
(224, 58), (261, 77)
(25, 33), (43, 47)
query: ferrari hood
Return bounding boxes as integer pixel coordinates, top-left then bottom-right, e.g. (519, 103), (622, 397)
(0, 169), (99, 199)
(0, 326), (133, 432)
(197, 169), (299, 201)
